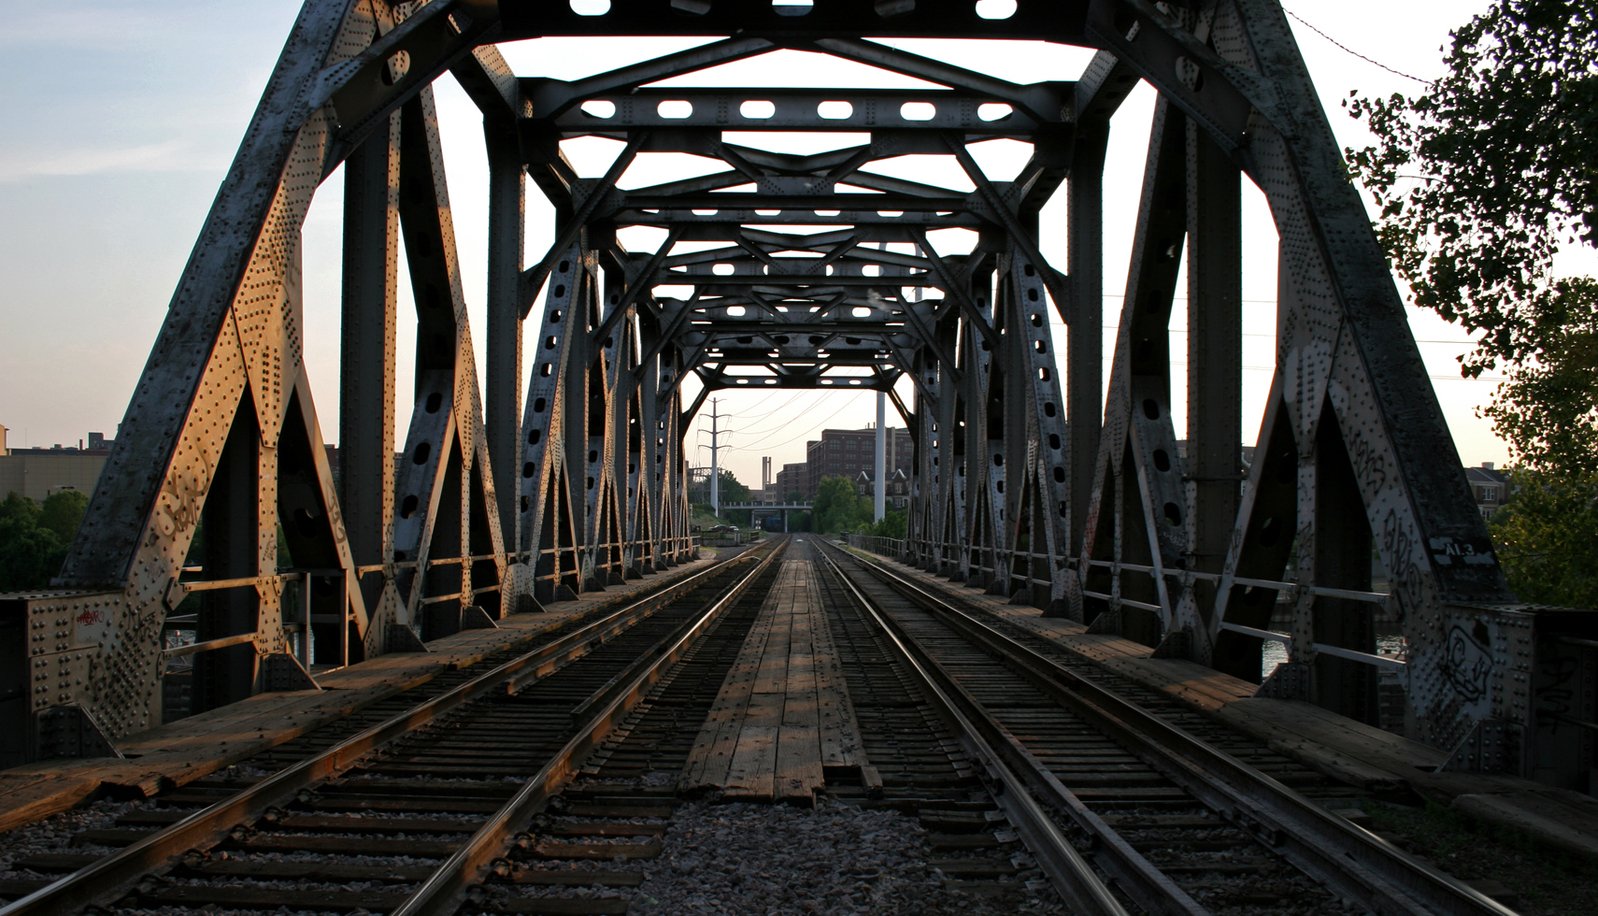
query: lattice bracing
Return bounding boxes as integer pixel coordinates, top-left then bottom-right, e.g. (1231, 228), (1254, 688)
(6, 0), (1585, 787)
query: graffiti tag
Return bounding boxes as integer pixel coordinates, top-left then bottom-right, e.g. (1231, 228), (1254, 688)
(1534, 654), (1579, 732)
(1441, 623), (1494, 703)
(1346, 428), (1388, 496)
(1381, 509), (1422, 627)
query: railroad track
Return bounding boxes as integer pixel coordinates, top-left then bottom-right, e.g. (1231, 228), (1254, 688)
(809, 542), (1065, 909)
(478, 537), (1078, 913)
(0, 537), (1528, 914)
(466, 546), (786, 913)
(0, 539), (785, 914)
(816, 540), (1516, 915)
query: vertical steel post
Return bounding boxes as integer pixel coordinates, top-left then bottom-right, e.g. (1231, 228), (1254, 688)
(485, 122), (526, 556)
(1068, 128), (1108, 562)
(1185, 119), (1242, 621)
(340, 114), (399, 626)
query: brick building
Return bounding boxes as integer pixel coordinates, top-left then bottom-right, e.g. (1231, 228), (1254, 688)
(802, 426), (912, 500)
(774, 462), (807, 501)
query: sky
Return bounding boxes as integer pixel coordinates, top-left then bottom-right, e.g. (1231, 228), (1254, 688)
(1, 0), (1559, 491)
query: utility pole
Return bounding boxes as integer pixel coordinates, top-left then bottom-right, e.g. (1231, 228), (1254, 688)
(699, 398), (732, 517)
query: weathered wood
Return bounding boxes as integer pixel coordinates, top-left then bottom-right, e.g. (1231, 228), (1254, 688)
(679, 582), (771, 788)
(810, 558), (865, 770)
(723, 724), (778, 800)
(0, 773), (101, 834)
(681, 557), (855, 801)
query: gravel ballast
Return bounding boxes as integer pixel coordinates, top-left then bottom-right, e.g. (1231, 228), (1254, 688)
(626, 798), (1063, 915)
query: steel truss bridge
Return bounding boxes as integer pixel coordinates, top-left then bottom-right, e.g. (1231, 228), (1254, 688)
(3, 0), (1592, 786)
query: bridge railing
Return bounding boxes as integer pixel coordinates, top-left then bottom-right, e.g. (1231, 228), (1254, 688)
(847, 534), (907, 559)
(152, 530), (696, 674)
(851, 534), (1598, 788)
(869, 533), (1405, 667)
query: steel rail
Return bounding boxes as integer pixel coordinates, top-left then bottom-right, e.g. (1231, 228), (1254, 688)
(813, 544), (1133, 915)
(0, 548), (767, 916)
(820, 539), (1209, 914)
(842, 548), (1518, 916)
(395, 538), (789, 915)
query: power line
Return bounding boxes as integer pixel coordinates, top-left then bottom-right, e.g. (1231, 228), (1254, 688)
(722, 388), (805, 420)
(1282, 7), (1432, 85)
(727, 396), (861, 451)
(727, 391), (828, 437)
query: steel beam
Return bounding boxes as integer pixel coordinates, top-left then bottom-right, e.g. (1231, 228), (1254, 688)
(9, 0), (1574, 786)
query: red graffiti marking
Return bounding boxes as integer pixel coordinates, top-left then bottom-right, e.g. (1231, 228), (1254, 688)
(75, 609), (105, 627)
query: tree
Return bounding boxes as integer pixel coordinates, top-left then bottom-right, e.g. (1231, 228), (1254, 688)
(1346, 2), (1597, 603)
(1479, 278), (1598, 473)
(1346, 0), (1596, 371)
(716, 470), (751, 505)
(867, 509), (908, 540)
(38, 489), (89, 542)
(1488, 468), (1598, 607)
(0, 492), (68, 592)
(690, 469), (751, 510)
(812, 476), (870, 533)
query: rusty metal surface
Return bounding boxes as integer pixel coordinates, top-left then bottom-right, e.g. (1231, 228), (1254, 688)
(4, 0), (1583, 785)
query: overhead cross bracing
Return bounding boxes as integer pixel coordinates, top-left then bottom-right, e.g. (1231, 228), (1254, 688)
(3, 0), (1589, 790)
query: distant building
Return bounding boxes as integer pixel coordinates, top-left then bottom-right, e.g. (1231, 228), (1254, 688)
(0, 433), (113, 503)
(804, 426), (912, 499)
(1465, 462), (1509, 519)
(774, 461), (807, 501)
(855, 467), (910, 510)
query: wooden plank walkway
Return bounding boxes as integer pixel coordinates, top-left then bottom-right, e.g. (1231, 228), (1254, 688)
(681, 556), (865, 802)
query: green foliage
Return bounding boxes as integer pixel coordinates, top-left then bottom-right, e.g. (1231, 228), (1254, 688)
(1345, 0), (1597, 379)
(1489, 469), (1598, 607)
(715, 470), (751, 505)
(811, 476), (871, 533)
(0, 491), (88, 592)
(1347, 2), (1598, 604)
(0, 492), (41, 529)
(1480, 278), (1598, 473)
(866, 509), (908, 540)
(39, 489), (89, 542)
(690, 469), (751, 507)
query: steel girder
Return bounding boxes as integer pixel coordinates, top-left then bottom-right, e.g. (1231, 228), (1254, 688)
(2, 0), (1577, 782)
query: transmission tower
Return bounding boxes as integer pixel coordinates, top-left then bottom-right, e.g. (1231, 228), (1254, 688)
(698, 398), (734, 517)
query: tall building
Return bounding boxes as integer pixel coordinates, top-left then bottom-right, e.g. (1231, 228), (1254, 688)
(774, 462), (807, 501)
(803, 426), (913, 500)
